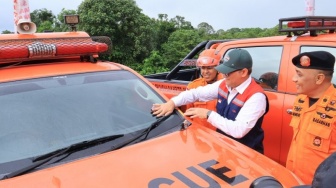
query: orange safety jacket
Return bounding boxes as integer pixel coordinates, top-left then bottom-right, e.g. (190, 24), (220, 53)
(286, 84), (336, 184)
(186, 74), (223, 130)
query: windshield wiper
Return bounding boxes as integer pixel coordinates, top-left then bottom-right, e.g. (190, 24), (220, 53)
(1, 134), (123, 180)
(103, 114), (171, 153)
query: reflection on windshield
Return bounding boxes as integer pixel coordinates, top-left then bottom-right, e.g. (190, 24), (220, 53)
(0, 70), (165, 164)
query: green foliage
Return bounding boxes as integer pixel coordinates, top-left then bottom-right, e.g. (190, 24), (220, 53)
(1, 30), (13, 34)
(30, 8), (56, 31)
(140, 51), (169, 75)
(170, 16), (194, 29)
(197, 22), (215, 35)
(151, 14), (177, 51)
(162, 29), (203, 69)
(1, 1), (285, 75)
(78, 0), (155, 69)
(36, 21), (54, 32)
(29, 8), (77, 32)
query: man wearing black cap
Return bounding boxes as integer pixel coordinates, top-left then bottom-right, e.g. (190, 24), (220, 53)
(152, 48), (269, 153)
(286, 51), (336, 184)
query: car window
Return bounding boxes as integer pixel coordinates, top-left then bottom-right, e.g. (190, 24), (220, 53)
(224, 46), (282, 90)
(0, 70), (169, 164)
(300, 46), (336, 85)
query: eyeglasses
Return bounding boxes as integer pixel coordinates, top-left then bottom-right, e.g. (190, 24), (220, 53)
(224, 69), (242, 77)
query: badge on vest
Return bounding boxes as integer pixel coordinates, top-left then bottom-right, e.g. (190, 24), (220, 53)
(325, 106), (336, 112)
(298, 98), (305, 103)
(313, 136), (321, 147)
(316, 112), (333, 119)
(294, 106), (302, 112)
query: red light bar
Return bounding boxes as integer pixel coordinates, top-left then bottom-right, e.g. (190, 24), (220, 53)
(0, 45), (29, 59)
(57, 42), (108, 56)
(0, 39), (108, 61)
(287, 21), (336, 28)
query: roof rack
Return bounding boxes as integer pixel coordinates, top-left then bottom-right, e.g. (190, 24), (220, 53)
(279, 16), (336, 37)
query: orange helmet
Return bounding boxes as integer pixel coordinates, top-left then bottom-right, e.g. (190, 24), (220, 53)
(196, 49), (222, 67)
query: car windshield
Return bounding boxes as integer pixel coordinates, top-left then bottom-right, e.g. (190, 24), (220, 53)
(0, 70), (176, 166)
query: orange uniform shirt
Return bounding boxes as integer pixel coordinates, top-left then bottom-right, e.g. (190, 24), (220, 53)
(186, 75), (223, 130)
(286, 84), (336, 184)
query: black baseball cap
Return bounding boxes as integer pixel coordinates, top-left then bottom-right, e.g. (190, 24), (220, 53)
(215, 48), (253, 74)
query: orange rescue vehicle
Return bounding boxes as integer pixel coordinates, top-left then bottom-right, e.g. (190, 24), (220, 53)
(0, 17), (304, 187)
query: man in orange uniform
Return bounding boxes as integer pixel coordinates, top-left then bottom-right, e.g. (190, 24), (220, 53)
(185, 49), (223, 130)
(286, 51), (336, 184)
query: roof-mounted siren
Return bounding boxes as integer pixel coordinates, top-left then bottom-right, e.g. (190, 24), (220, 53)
(16, 19), (36, 34)
(13, 0), (36, 34)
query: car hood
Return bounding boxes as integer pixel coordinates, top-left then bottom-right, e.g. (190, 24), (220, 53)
(0, 125), (302, 188)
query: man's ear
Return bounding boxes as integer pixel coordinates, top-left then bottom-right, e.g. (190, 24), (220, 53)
(242, 68), (249, 77)
(316, 73), (325, 84)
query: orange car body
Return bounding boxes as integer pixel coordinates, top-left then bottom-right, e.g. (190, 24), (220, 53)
(0, 125), (302, 188)
(0, 27), (305, 187)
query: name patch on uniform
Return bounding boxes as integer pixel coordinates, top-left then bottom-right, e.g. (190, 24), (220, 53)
(313, 118), (331, 127)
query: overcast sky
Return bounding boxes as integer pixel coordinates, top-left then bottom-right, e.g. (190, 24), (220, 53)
(1, 0), (336, 32)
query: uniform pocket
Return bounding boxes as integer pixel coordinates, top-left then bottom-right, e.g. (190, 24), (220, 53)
(305, 114), (333, 153)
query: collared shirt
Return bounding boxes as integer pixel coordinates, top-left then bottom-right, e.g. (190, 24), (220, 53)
(172, 76), (266, 138)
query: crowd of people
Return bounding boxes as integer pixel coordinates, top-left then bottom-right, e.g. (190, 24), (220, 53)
(151, 48), (336, 186)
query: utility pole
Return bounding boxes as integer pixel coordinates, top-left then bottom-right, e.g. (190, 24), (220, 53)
(305, 0), (315, 16)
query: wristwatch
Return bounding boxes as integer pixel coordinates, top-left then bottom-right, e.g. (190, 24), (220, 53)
(207, 110), (212, 119)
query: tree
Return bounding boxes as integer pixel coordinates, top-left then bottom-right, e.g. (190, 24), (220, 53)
(78, 0), (155, 71)
(161, 29), (203, 68)
(140, 50), (169, 75)
(151, 14), (177, 51)
(197, 22), (215, 35)
(1, 30), (13, 34)
(170, 16), (193, 29)
(30, 8), (56, 32)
